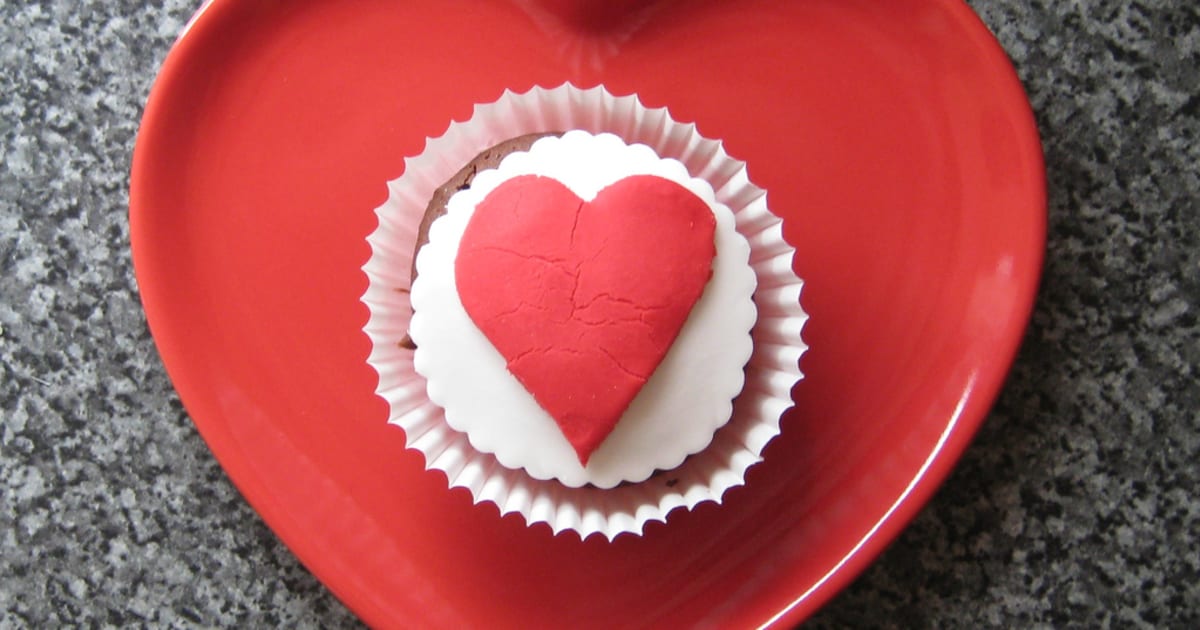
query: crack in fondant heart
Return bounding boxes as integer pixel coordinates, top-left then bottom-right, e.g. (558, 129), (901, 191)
(455, 174), (716, 464)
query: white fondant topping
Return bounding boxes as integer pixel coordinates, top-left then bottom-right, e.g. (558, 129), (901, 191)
(410, 131), (757, 488)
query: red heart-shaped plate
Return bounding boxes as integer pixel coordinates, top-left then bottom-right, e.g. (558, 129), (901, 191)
(130, 0), (1044, 627)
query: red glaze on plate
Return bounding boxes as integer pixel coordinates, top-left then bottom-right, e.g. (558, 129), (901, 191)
(130, 0), (1045, 627)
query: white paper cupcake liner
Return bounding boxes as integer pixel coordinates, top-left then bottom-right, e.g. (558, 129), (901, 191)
(362, 83), (807, 540)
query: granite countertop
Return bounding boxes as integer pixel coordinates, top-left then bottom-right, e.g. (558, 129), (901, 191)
(2, 1), (1197, 627)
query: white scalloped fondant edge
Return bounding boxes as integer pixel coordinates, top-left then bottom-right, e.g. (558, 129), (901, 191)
(410, 130), (757, 488)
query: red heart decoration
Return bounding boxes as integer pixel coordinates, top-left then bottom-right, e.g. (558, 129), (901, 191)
(455, 174), (716, 464)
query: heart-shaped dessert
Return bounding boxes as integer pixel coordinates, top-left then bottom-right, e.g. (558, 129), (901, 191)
(409, 128), (761, 491)
(455, 174), (717, 464)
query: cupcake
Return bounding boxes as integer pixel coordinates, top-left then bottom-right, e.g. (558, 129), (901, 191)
(362, 84), (806, 539)
(412, 129), (757, 489)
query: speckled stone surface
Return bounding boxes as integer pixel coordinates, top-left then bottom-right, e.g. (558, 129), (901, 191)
(1, 1), (1196, 627)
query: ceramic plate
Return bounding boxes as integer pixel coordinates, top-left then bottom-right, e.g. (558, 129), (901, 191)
(130, 0), (1044, 626)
